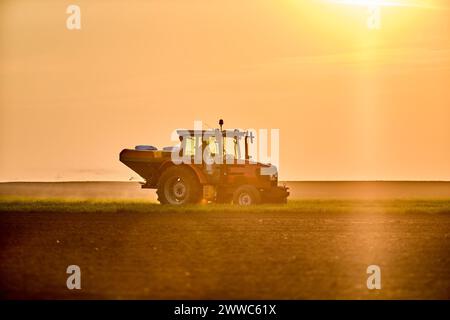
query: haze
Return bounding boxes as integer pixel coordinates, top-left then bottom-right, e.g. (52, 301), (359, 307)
(0, 0), (449, 181)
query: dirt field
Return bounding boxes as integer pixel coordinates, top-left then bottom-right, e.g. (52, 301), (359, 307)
(1, 185), (449, 299)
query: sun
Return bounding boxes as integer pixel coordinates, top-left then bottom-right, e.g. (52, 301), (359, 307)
(328, 0), (401, 6)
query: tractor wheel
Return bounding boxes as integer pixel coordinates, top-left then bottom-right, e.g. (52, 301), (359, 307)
(156, 166), (202, 205)
(233, 185), (262, 206)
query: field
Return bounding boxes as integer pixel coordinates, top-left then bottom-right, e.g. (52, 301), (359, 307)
(0, 182), (450, 299)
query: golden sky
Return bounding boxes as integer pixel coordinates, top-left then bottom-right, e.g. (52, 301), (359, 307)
(0, 0), (449, 181)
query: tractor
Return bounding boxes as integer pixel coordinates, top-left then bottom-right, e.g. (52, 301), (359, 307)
(119, 120), (289, 205)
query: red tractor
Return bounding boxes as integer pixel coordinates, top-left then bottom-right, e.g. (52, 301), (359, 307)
(120, 120), (289, 205)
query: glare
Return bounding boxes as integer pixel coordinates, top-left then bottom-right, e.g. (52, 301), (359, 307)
(325, 0), (434, 29)
(326, 0), (434, 8)
(328, 0), (402, 6)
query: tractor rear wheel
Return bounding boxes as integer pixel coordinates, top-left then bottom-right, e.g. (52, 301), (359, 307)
(233, 185), (261, 205)
(215, 191), (233, 204)
(157, 166), (202, 205)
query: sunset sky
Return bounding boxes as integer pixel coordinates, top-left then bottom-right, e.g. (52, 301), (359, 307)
(0, 0), (449, 181)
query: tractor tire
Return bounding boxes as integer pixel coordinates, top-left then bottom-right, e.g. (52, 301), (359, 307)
(156, 166), (202, 205)
(233, 185), (262, 206)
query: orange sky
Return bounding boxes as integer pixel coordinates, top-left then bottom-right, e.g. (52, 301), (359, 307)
(0, 0), (449, 181)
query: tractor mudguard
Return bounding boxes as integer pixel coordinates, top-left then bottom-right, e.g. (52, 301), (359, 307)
(157, 162), (209, 186)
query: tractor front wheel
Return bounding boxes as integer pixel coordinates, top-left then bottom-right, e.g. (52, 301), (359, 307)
(233, 185), (261, 205)
(157, 166), (202, 205)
